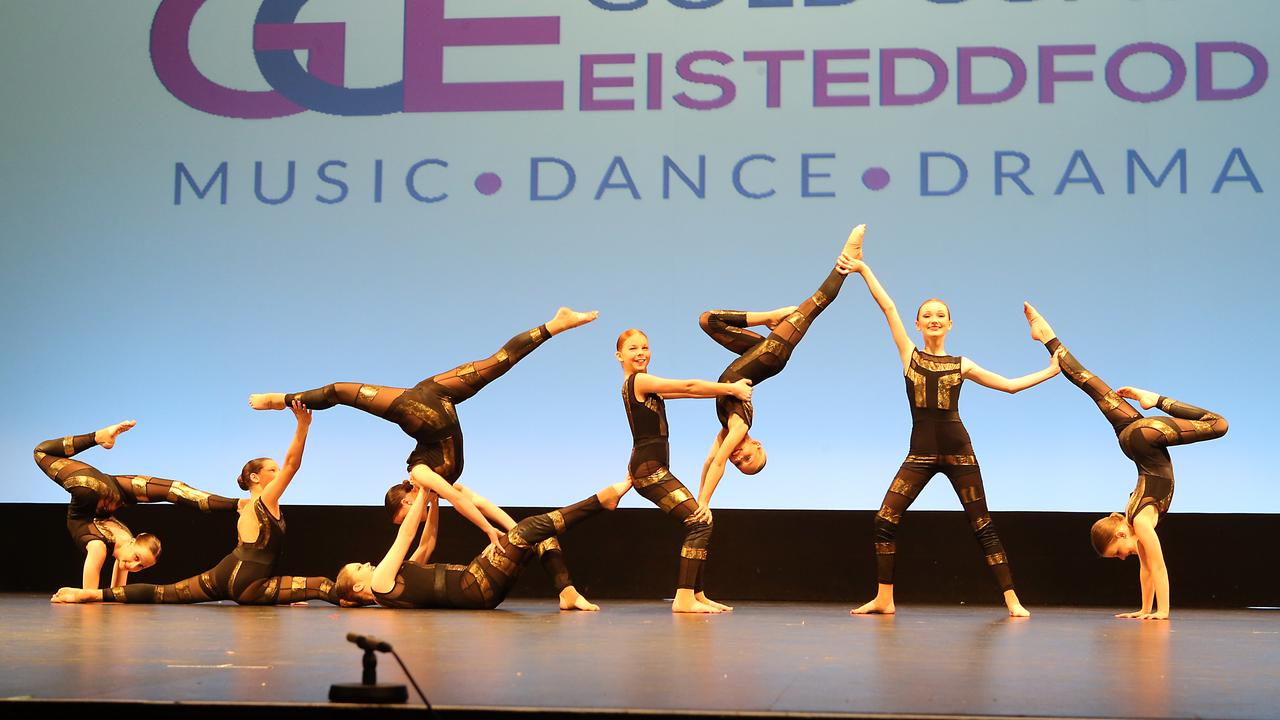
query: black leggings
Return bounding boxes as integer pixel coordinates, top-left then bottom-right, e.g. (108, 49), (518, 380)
(34, 432), (239, 550)
(632, 468), (712, 592)
(873, 460), (1014, 592)
(107, 554), (338, 605)
(283, 323), (552, 480)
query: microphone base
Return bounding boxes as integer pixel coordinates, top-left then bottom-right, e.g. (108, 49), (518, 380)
(329, 683), (409, 704)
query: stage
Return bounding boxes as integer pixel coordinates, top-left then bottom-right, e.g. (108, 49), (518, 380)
(3, 595), (1277, 720)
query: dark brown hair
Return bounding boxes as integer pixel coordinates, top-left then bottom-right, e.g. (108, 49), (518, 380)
(384, 480), (413, 522)
(237, 457), (271, 491)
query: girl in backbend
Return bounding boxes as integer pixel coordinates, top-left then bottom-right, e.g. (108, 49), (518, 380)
(247, 307), (603, 611)
(52, 401), (339, 606)
(34, 420), (241, 591)
(1024, 304), (1227, 620)
(842, 242), (1060, 618)
(617, 328), (753, 613)
(335, 478), (632, 609)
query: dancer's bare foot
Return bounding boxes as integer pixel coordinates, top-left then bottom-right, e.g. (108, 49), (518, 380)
(764, 306), (799, 330)
(851, 585), (896, 615)
(673, 589), (722, 613)
(95, 420), (136, 449)
(1023, 302), (1057, 343)
(696, 592), (734, 612)
(1116, 386), (1161, 410)
(559, 586), (600, 611)
(249, 393), (287, 411)
(597, 478), (633, 510)
(841, 224), (866, 263)
(546, 307), (599, 335)
(1004, 590), (1031, 617)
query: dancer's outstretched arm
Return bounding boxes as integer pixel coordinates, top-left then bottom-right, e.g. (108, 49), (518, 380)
(261, 401), (312, 517)
(371, 491), (428, 595)
(697, 416), (750, 515)
(841, 259), (914, 371)
(410, 493), (440, 564)
(634, 374), (753, 402)
(409, 466), (503, 549)
(962, 354), (1060, 394)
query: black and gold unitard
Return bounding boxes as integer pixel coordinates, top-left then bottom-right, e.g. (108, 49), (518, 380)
(34, 432), (239, 551)
(1044, 338), (1228, 524)
(622, 373), (712, 591)
(283, 323), (580, 591)
(283, 324), (553, 482)
(100, 497), (338, 605)
(374, 494), (605, 609)
(700, 268), (846, 430)
(873, 350), (1016, 591)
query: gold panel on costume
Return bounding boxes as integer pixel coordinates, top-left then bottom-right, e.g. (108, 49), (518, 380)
(548, 510), (566, 534)
(658, 488), (694, 513)
(906, 366), (927, 407)
(634, 469), (668, 489)
(878, 504), (901, 524)
(937, 373), (963, 410)
(467, 564), (493, 600)
(680, 545), (708, 561)
(356, 384), (381, 405)
(131, 476), (151, 502)
(484, 549), (518, 576)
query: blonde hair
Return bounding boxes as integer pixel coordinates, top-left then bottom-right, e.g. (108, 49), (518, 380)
(1090, 512), (1125, 556)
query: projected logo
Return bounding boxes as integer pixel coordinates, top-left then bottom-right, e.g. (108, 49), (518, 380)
(153, 0), (563, 119)
(157, 0), (1268, 204)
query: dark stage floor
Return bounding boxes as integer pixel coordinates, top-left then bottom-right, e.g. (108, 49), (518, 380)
(2, 595), (1278, 719)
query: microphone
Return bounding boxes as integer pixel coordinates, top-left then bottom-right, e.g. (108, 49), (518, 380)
(346, 632), (393, 653)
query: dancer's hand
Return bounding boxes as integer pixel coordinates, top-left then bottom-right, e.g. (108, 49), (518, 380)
(485, 526), (504, 550)
(1116, 386), (1160, 410)
(764, 306), (798, 330)
(729, 379), (753, 402)
(289, 399), (312, 426)
(1047, 348), (1062, 376)
(836, 256), (864, 275)
(689, 503), (713, 525)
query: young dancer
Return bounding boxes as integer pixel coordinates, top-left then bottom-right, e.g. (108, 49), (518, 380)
(336, 479), (631, 609)
(35, 420), (239, 589)
(1025, 303), (1228, 620)
(695, 226), (864, 515)
(618, 329), (753, 613)
(842, 246), (1059, 617)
